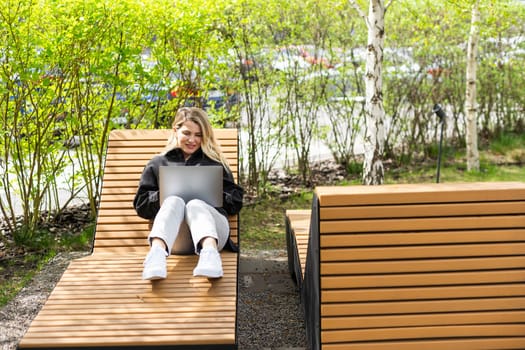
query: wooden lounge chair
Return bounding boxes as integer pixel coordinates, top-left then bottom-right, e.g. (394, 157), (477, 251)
(18, 128), (240, 349)
(288, 182), (525, 350)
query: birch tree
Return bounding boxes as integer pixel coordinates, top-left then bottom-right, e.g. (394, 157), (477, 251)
(349, 0), (393, 185)
(465, 0), (480, 171)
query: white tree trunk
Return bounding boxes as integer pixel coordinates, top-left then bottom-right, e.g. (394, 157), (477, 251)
(465, 0), (480, 171)
(350, 0), (388, 185)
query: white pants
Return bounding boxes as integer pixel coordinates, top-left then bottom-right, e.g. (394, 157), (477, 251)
(148, 196), (229, 255)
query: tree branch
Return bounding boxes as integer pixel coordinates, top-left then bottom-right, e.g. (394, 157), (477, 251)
(348, 0), (369, 26)
(385, 0), (394, 11)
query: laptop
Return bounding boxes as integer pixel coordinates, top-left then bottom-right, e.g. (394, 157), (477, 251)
(158, 165), (223, 207)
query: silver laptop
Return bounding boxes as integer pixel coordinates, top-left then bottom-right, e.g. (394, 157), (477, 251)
(159, 165), (223, 207)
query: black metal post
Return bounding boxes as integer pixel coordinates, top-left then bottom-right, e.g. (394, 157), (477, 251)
(432, 104), (446, 183)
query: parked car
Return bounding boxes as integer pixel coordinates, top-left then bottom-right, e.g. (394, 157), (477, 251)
(269, 45), (336, 71)
(299, 45), (336, 68)
(167, 78), (240, 112)
(270, 46), (311, 71)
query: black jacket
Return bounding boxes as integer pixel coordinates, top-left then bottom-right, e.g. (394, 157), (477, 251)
(133, 147), (243, 252)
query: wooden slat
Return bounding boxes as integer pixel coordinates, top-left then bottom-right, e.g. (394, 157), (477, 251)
(320, 229), (525, 247)
(320, 243), (525, 262)
(104, 164), (238, 175)
(320, 215), (525, 234)
(321, 269), (525, 288)
(321, 324), (525, 344)
(107, 128), (238, 141)
(320, 201), (525, 219)
(320, 297), (525, 316)
(21, 334), (235, 348)
(322, 283), (525, 302)
(322, 338), (525, 350)
(321, 310), (525, 329)
(322, 256), (525, 274)
(315, 182), (525, 206)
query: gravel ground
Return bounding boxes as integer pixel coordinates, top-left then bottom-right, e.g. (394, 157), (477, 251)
(0, 249), (308, 350)
(238, 250), (307, 350)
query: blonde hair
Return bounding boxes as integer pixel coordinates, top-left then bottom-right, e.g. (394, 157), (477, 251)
(165, 107), (231, 170)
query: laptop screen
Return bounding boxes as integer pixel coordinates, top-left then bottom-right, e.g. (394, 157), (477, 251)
(158, 165), (223, 207)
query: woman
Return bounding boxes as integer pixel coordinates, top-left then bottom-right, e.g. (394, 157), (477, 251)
(133, 107), (243, 280)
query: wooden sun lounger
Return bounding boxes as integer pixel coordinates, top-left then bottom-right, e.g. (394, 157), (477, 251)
(18, 129), (240, 349)
(288, 182), (525, 350)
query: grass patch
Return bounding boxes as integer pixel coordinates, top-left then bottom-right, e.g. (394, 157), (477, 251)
(386, 163), (525, 184)
(487, 132), (525, 164)
(241, 190), (313, 250)
(385, 134), (525, 185)
(60, 223), (96, 250)
(0, 250), (56, 306)
(489, 132), (525, 154)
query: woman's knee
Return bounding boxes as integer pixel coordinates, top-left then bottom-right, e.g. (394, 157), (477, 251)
(162, 195), (186, 211)
(186, 198), (208, 211)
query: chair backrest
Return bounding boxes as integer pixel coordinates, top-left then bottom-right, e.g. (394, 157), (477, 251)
(304, 182), (525, 349)
(93, 128), (239, 254)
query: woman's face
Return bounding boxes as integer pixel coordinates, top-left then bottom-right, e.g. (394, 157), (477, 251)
(175, 120), (202, 159)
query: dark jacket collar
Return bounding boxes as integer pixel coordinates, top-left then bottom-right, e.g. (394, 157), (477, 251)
(165, 147), (212, 165)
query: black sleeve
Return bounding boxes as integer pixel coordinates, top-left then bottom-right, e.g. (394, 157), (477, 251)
(222, 167), (244, 216)
(133, 159), (161, 220)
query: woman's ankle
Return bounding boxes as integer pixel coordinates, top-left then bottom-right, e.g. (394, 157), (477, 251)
(151, 238), (168, 253)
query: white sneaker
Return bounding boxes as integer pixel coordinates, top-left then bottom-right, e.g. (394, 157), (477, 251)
(142, 245), (167, 280)
(193, 248), (223, 278)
